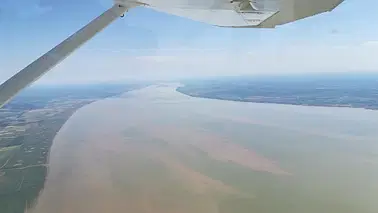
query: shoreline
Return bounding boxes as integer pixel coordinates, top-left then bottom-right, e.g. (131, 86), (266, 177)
(28, 93), (138, 212)
(27, 100), (95, 212)
(0, 84), (145, 213)
(176, 89), (378, 112)
(27, 86), (148, 213)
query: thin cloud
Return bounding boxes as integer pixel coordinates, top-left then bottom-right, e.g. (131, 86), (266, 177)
(0, 0), (52, 19)
(84, 48), (226, 54)
(135, 55), (177, 63)
(362, 41), (378, 47)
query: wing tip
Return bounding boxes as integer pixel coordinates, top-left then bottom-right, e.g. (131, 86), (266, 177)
(329, 0), (345, 12)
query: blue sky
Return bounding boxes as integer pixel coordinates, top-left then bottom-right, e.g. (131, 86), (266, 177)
(1, 0), (378, 84)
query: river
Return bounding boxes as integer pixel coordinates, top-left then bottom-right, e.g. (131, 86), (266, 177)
(30, 84), (378, 213)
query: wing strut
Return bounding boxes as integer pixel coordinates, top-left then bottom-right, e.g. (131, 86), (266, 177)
(0, 4), (128, 108)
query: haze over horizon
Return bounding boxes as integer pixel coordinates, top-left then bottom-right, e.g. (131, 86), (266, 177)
(2, 0), (378, 84)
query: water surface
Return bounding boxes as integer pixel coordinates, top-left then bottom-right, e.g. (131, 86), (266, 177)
(31, 85), (378, 213)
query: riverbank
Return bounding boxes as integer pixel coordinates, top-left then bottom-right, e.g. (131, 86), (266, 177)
(0, 83), (145, 213)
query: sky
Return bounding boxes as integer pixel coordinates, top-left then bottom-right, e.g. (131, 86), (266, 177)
(1, 0), (378, 84)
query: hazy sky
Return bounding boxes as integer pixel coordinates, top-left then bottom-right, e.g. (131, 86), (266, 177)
(1, 0), (378, 84)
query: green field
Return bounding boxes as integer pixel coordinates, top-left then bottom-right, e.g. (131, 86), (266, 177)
(0, 108), (85, 213)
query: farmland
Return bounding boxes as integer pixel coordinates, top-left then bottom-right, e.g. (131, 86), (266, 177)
(0, 83), (145, 213)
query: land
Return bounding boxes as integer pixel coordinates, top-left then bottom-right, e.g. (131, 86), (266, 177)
(29, 85), (378, 213)
(0, 83), (145, 213)
(177, 73), (378, 110)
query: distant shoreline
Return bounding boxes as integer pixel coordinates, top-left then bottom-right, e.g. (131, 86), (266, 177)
(176, 88), (378, 111)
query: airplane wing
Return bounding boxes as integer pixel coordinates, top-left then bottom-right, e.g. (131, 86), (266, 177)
(148, 7), (279, 27)
(134, 0), (344, 28)
(0, 0), (345, 107)
(257, 0), (345, 28)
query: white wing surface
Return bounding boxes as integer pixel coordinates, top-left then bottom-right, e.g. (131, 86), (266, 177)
(117, 0), (344, 27)
(258, 0), (345, 28)
(149, 7), (279, 27)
